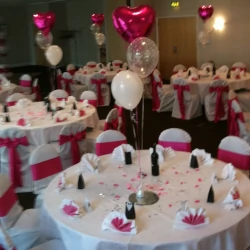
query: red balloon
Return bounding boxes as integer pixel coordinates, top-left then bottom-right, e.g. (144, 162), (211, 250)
(33, 12), (55, 36)
(112, 5), (155, 43)
(198, 5), (214, 22)
(91, 14), (104, 27)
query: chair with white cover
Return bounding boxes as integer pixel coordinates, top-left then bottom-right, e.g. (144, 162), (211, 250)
(96, 130), (127, 156)
(218, 65), (229, 73)
(103, 108), (121, 131)
(0, 174), (44, 250)
(96, 63), (105, 71)
(217, 136), (250, 175)
(173, 64), (186, 74)
(200, 62), (213, 71)
(112, 60), (123, 70)
(79, 91), (97, 107)
(86, 61), (97, 73)
(6, 93), (25, 106)
(89, 73), (110, 106)
(158, 128), (192, 152)
(204, 79), (229, 123)
(172, 78), (202, 120)
(19, 74), (32, 94)
(30, 240), (67, 250)
(231, 62), (247, 72)
(49, 89), (68, 101)
(66, 64), (76, 76)
(59, 123), (86, 170)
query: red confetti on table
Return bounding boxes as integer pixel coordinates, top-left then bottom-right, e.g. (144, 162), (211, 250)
(114, 195), (121, 199)
(168, 204), (172, 208)
(195, 200), (200, 203)
(165, 181), (169, 185)
(131, 178), (136, 182)
(195, 169), (199, 172)
(180, 181), (184, 185)
(159, 187), (164, 191)
(198, 178), (202, 182)
(114, 184), (119, 187)
(122, 174), (127, 177)
(99, 182), (104, 185)
(118, 166), (122, 169)
(195, 185), (199, 188)
(186, 171), (190, 174)
(174, 171), (179, 175)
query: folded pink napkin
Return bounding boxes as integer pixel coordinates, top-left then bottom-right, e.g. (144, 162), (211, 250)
(16, 117), (30, 127)
(79, 109), (85, 117)
(60, 199), (82, 218)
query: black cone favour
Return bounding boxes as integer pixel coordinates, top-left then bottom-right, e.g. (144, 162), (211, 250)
(190, 154), (199, 169)
(73, 102), (77, 110)
(5, 114), (10, 123)
(110, 61), (113, 71)
(212, 66), (216, 76)
(188, 70), (191, 76)
(226, 69), (231, 79)
(3, 104), (8, 113)
(77, 174), (85, 189)
(125, 202), (136, 220)
(207, 185), (215, 203)
(151, 143), (159, 176)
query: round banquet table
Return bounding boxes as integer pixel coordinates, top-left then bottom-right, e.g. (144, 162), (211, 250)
(171, 71), (250, 103)
(42, 151), (250, 250)
(0, 101), (99, 146)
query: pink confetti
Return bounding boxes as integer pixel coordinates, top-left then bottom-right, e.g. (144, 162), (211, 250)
(159, 187), (164, 191)
(131, 178), (136, 182)
(99, 182), (104, 185)
(122, 174), (127, 177)
(198, 178), (202, 182)
(195, 185), (199, 188)
(158, 192), (162, 196)
(126, 184), (132, 190)
(174, 171), (179, 175)
(165, 181), (169, 185)
(186, 171), (190, 173)
(195, 169), (199, 172)
(172, 167), (176, 169)
(118, 166), (122, 169)
(114, 195), (120, 199)
(180, 181), (184, 185)
(194, 200), (200, 203)
(168, 204), (172, 208)
(113, 184), (119, 187)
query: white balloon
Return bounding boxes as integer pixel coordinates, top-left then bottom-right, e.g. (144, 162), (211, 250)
(111, 70), (143, 110)
(95, 33), (105, 46)
(45, 45), (63, 66)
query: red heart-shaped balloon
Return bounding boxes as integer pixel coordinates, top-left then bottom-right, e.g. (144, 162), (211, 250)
(198, 5), (214, 21)
(91, 14), (104, 26)
(112, 5), (155, 43)
(33, 12), (55, 36)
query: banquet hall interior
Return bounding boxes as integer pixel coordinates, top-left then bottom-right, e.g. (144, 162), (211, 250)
(1, 0), (250, 249)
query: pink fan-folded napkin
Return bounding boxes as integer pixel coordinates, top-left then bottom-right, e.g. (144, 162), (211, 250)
(60, 199), (82, 219)
(16, 117), (30, 127)
(188, 73), (198, 82)
(54, 113), (68, 123)
(174, 208), (209, 229)
(102, 211), (137, 235)
(78, 109), (85, 117)
(99, 69), (106, 75)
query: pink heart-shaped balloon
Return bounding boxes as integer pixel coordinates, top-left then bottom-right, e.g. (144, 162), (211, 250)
(33, 12), (55, 36)
(91, 14), (104, 26)
(112, 5), (155, 43)
(198, 5), (214, 21)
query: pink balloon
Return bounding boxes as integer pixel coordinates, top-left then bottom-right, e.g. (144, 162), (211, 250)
(112, 5), (155, 43)
(198, 5), (214, 22)
(91, 14), (104, 27)
(33, 12), (55, 36)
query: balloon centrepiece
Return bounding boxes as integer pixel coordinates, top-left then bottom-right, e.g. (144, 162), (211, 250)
(127, 37), (159, 78)
(90, 23), (100, 35)
(111, 71), (143, 110)
(45, 45), (63, 66)
(112, 5), (155, 43)
(95, 33), (105, 46)
(33, 12), (55, 36)
(198, 30), (210, 45)
(198, 5), (214, 22)
(91, 14), (104, 27)
(36, 31), (53, 50)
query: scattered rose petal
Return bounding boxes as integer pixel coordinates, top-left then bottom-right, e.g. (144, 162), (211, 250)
(174, 171), (179, 175)
(99, 182), (104, 185)
(165, 181), (169, 185)
(113, 184), (119, 187)
(180, 181), (184, 185)
(172, 167), (176, 169)
(126, 184), (132, 190)
(118, 166), (122, 169)
(158, 192), (162, 196)
(195, 169), (199, 172)
(186, 171), (190, 173)
(114, 195), (120, 199)
(195, 200), (200, 203)
(159, 187), (164, 191)
(168, 204), (172, 208)
(198, 178), (202, 182)
(122, 174), (127, 177)
(195, 185), (199, 188)
(131, 178), (136, 182)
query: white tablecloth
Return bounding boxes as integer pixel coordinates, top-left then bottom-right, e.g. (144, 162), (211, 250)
(74, 71), (117, 88)
(42, 151), (250, 250)
(0, 101), (99, 146)
(171, 72), (250, 103)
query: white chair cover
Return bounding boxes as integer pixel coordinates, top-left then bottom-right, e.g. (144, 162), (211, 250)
(232, 62), (247, 72)
(30, 239), (67, 250)
(173, 64), (186, 74)
(19, 74), (32, 94)
(49, 90), (68, 100)
(0, 128), (32, 193)
(80, 91), (97, 107)
(96, 63), (105, 71)
(200, 62), (213, 71)
(172, 78), (202, 120)
(6, 93), (25, 106)
(59, 122), (86, 170)
(104, 108), (121, 131)
(89, 73), (110, 106)
(113, 60), (123, 70)
(66, 64), (76, 75)
(204, 79), (229, 122)
(86, 61), (97, 73)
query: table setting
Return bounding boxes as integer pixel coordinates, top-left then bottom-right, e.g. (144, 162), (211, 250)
(42, 144), (250, 250)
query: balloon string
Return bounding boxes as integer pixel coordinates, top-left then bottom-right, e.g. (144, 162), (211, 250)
(135, 108), (141, 175)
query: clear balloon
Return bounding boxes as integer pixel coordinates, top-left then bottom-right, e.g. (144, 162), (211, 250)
(90, 23), (100, 34)
(127, 37), (159, 78)
(198, 30), (210, 45)
(111, 71), (143, 110)
(95, 33), (105, 46)
(45, 45), (63, 66)
(36, 31), (53, 50)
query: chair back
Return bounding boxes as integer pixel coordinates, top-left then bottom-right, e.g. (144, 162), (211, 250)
(158, 128), (191, 152)
(86, 61), (97, 72)
(80, 91), (97, 107)
(218, 136), (250, 171)
(114, 101), (126, 135)
(113, 60), (123, 70)
(173, 64), (186, 74)
(30, 144), (62, 194)
(231, 62), (247, 72)
(104, 108), (120, 131)
(6, 93), (25, 106)
(218, 65), (229, 73)
(0, 174), (23, 230)
(231, 100), (246, 137)
(66, 64), (76, 76)
(59, 122), (86, 170)
(96, 63), (105, 71)
(32, 79), (41, 101)
(49, 89), (68, 101)
(96, 130), (127, 156)
(19, 74), (32, 88)
(61, 72), (74, 95)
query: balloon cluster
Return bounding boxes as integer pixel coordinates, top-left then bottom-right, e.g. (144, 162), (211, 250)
(90, 14), (105, 46)
(33, 12), (63, 66)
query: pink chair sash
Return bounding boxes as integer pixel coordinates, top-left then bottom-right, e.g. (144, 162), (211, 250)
(0, 137), (29, 188)
(151, 75), (162, 111)
(32, 85), (41, 101)
(227, 97), (239, 135)
(79, 99), (97, 107)
(31, 157), (62, 181)
(114, 104), (126, 135)
(67, 69), (76, 76)
(114, 63), (122, 67)
(0, 185), (17, 217)
(19, 80), (31, 87)
(158, 140), (191, 152)
(91, 78), (106, 106)
(173, 84), (190, 119)
(7, 101), (16, 107)
(229, 109), (245, 136)
(209, 86), (229, 123)
(104, 118), (119, 131)
(88, 65), (96, 68)
(62, 78), (74, 95)
(56, 97), (68, 101)
(231, 67), (246, 72)
(218, 148), (250, 171)
(59, 130), (86, 165)
(96, 140), (127, 156)
(57, 75), (62, 89)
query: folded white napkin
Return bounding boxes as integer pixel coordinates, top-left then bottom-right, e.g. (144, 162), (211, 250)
(53, 112), (68, 123)
(58, 99), (66, 108)
(60, 199), (82, 219)
(223, 186), (243, 210)
(174, 208), (209, 229)
(67, 96), (76, 103)
(56, 172), (74, 192)
(84, 198), (92, 213)
(1, 79), (10, 88)
(218, 65), (229, 73)
(149, 144), (175, 164)
(81, 100), (89, 108)
(191, 149), (214, 166)
(81, 153), (99, 173)
(102, 211), (137, 235)
(112, 144), (135, 161)
(16, 98), (32, 108)
(210, 173), (219, 184)
(220, 163), (236, 181)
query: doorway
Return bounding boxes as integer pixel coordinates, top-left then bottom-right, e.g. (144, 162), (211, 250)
(158, 17), (197, 80)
